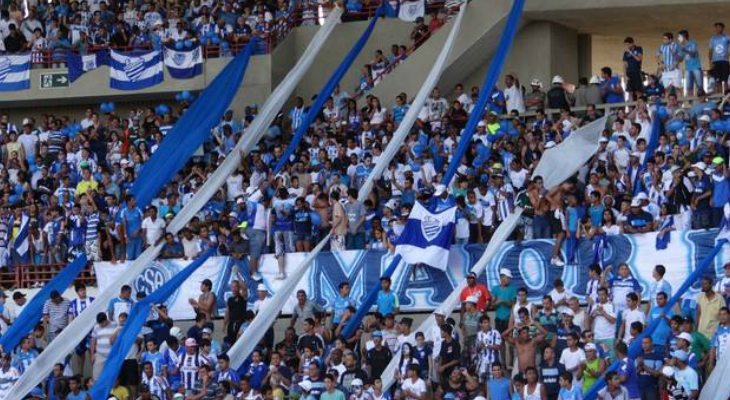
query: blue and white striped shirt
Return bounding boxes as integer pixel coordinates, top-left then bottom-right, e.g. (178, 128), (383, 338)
(658, 42), (680, 70)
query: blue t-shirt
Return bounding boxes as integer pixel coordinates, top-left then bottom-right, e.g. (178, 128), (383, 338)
(247, 363), (269, 390)
(488, 378), (511, 400)
(710, 34), (730, 62)
(637, 351), (663, 389)
(603, 76), (624, 103)
(617, 357), (640, 398)
(681, 40), (702, 71)
(376, 290), (398, 315)
(558, 385), (583, 400)
(332, 295), (354, 324)
(712, 173), (730, 208)
(121, 206), (143, 236)
(649, 307), (674, 350)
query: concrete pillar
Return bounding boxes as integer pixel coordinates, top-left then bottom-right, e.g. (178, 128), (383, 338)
(578, 34), (593, 80)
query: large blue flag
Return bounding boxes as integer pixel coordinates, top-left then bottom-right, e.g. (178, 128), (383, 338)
(110, 49), (163, 90)
(395, 201), (456, 270)
(67, 50), (109, 82)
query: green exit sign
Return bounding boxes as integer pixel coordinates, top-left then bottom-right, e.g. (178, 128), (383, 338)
(39, 73), (69, 89)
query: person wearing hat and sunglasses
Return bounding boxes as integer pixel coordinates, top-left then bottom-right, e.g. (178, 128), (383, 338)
(460, 272), (490, 314)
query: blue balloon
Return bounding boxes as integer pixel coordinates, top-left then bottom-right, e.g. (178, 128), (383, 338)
(413, 144), (424, 157)
(175, 93), (183, 102)
(175, 41), (184, 50)
(657, 107), (669, 119)
(711, 120), (724, 131)
(310, 212), (321, 226)
(185, 39), (194, 48)
(27, 155), (35, 164)
(182, 91), (192, 100)
(221, 41), (230, 49)
(107, 102), (115, 112)
(211, 35), (220, 45)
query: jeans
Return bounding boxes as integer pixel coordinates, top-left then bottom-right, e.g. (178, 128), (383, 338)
(533, 215), (551, 239)
(126, 237), (142, 260)
(346, 232), (366, 250)
(692, 209), (712, 229)
(685, 69), (703, 93)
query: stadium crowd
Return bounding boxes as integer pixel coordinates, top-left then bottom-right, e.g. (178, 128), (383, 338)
(0, 2), (727, 400)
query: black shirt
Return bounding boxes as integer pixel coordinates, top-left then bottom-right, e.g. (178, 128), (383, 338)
(539, 360), (565, 397)
(298, 333), (325, 354)
(439, 339), (461, 377)
(366, 346), (392, 379)
(227, 294), (248, 324)
(623, 46), (643, 73)
(340, 367), (369, 390)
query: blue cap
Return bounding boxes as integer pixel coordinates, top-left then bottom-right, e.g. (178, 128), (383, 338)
(444, 394), (456, 400)
(372, 331), (383, 338)
(671, 349), (688, 362)
(29, 388), (45, 398)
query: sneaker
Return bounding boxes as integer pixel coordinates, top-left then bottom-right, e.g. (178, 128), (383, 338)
(551, 257), (565, 267)
(251, 272), (263, 281)
(276, 272), (286, 280)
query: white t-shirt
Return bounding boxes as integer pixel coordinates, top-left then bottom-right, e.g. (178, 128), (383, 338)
(401, 378), (427, 400)
(590, 302), (616, 340)
(142, 217), (166, 246)
(559, 347), (586, 384)
(549, 288), (575, 314)
(621, 308), (646, 344)
(226, 174), (244, 202)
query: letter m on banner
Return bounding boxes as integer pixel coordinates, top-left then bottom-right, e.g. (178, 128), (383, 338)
(310, 250), (382, 309)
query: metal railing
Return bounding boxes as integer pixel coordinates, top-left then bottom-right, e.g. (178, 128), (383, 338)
(0, 262), (96, 289)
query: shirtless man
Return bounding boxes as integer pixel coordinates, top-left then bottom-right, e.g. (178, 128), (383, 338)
(503, 323), (548, 373)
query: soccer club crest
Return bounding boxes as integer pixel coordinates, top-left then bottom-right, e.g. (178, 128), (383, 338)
(172, 52), (186, 66)
(83, 57), (97, 71)
(0, 57), (11, 82)
(420, 214), (442, 242)
(123, 56), (145, 82)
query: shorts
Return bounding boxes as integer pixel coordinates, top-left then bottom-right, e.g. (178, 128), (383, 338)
(712, 60), (730, 84)
(118, 359), (139, 386)
(274, 231), (295, 257)
(495, 318), (509, 334)
(246, 227), (266, 259)
(294, 233), (311, 242)
(549, 214), (563, 236)
(626, 70), (644, 93)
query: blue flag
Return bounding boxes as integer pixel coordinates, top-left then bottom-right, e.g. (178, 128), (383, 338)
(163, 45), (203, 79)
(110, 49), (163, 90)
(395, 201), (456, 270)
(67, 50), (109, 82)
(0, 54), (30, 91)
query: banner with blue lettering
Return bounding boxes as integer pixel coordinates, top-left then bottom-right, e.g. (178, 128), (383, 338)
(163, 45), (204, 79)
(110, 49), (163, 90)
(95, 228), (730, 319)
(67, 50), (109, 82)
(0, 54), (30, 91)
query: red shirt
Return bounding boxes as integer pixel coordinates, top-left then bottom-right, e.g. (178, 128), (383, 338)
(459, 283), (491, 311)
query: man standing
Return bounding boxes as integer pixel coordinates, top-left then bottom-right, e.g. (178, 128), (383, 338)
(366, 331), (392, 379)
(636, 337), (663, 400)
(189, 279), (217, 323)
(120, 194), (144, 260)
(648, 265), (672, 310)
(460, 272), (490, 315)
(90, 312), (115, 380)
(329, 191), (347, 252)
(670, 350), (699, 400)
(697, 276), (723, 339)
(656, 32), (681, 90)
(678, 30), (702, 96)
(709, 307), (730, 370)
(224, 280), (248, 345)
(107, 285), (134, 323)
(623, 37), (644, 99)
(42, 290), (71, 342)
(141, 206), (165, 249)
(709, 22), (730, 93)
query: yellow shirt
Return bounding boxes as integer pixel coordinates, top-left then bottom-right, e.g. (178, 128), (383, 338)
(698, 292), (724, 339)
(111, 385), (130, 400)
(76, 179), (99, 195)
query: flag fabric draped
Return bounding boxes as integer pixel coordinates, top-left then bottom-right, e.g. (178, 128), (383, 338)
(0, 54), (31, 91)
(89, 250), (215, 400)
(0, 256), (87, 351)
(163, 45), (204, 79)
(398, 0), (424, 21)
(395, 202), (456, 270)
(4, 10), (342, 399)
(132, 39), (257, 208)
(67, 50), (110, 82)
(9, 213), (29, 262)
(229, 4), (465, 368)
(110, 49), (164, 90)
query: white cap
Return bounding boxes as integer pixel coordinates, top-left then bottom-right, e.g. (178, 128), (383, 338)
(384, 199), (397, 210)
(257, 283), (267, 292)
(22, 118), (31, 126)
(552, 75), (564, 84)
(678, 332), (693, 343)
(631, 151), (641, 158)
(688, 171), (697, 178)
(692, 161), (707, 170)
(169, 326), (183, 340)
(477, 120), (487, 128)
(545, 141), (557, 149)
(499, 268), (513, 278)
(351, 379), (364, 387)
(584, 343), (597, 351)
(599, 137), (609, 143)
(173, 394), (185, 400)
(434, 184), (447, 196)
(661, 366), (675, 378)
(705, 135), (717, 143)
(636, 192), (648, 201)
(631, 198), (642, 207)
(589, 76), (602, 84)
(699, 115), (711, 122)
(562, 309), (574, 316)
(465, 295), (478, 304)
(530, 78), (542, 87)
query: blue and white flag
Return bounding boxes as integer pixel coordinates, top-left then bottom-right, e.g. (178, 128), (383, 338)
(395, 201), (456, 270)
(67, 50), (110, 82)
(398, 0), (425, 22)
(718, 203), (730, 243)
(110, 49), (163, 90)
(0, 54), (30, 91)
(164, 45), (203, 79)
(7, 213), (29, 263)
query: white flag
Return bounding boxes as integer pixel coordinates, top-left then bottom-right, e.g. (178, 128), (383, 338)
(399, 0), (425, 22)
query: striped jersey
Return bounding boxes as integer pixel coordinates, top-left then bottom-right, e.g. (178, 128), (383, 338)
(85, 212), (101, 244)
(91, 322), (117, 357)
(68, 297), (94, 318)
(141, 373), (169, 399)
(42, 298), (71, 331)
(658, 42), (680, 69)
(178, 353), (208, 390)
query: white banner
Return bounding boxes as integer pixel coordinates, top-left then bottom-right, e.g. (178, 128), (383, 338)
(399, 0), (425, 22)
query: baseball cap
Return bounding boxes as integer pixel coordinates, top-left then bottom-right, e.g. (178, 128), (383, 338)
(202, 327), (213, 335)
(713, 156), (725, 165)
(169, 326), (184, 340)
(477, 120), (487, 128)
(185, 338), (198, 347)
(631, 198), (642, 207)
(584, 343), (597, 352)
(467, 272), (477, 279)
(545, 141), (557, 149)
(465, 295), (478, 304)
(499, 268), (513, 278)
(692, 161), (707, 170)
(530, 78), (542, 87)
(678, 332), (693, 344)
(671, 349), (688, 362)
(351, 379), (363, 387)
(12, 291), (25, 300)
(562, 309), (575, 317)
(552, 75), (564, 84)
(372, 331), (383, 338)
(434, 184), (447, 196)
(662, 366), (675, 378)
(699, 115), (711, 122)
(257, 284), (267, 292)
(589, 76), (602, 84)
